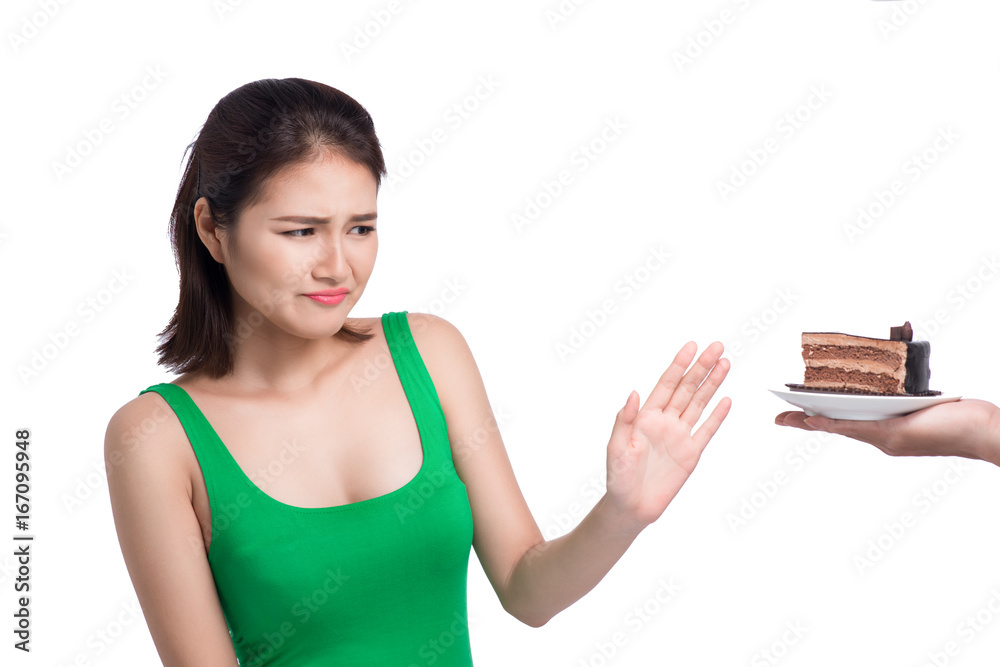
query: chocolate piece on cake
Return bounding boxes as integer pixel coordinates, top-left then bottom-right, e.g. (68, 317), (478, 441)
(889, 321), (913, 341)
(801, 321), (930, 395)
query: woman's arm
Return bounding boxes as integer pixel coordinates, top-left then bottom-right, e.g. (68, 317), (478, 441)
(105, 395), (240, 666)
(775, 399), (1000, 467)
(411, 313), (731, 627)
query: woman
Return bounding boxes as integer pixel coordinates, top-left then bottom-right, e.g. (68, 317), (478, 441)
(104, 77), (732, 666)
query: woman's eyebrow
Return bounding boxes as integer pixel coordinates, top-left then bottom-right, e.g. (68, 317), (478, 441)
(270, 212), (377, 224)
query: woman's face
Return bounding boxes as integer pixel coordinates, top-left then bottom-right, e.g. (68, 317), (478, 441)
(213, 151), (378, 341)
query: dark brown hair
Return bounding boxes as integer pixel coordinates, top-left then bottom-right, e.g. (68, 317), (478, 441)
(155, 78), (387, 378)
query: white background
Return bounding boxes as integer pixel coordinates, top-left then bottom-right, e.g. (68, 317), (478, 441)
(3, 0), (1000, 665)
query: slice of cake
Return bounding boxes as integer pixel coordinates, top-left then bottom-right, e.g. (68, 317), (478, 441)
(800, 321), (930, 395)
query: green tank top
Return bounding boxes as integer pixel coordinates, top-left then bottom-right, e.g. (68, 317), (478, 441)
(138, 311), (475, 666)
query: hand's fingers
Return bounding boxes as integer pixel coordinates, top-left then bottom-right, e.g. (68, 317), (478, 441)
(777, 411), (895, 448)
(679, 355), (730, 428)
(663, 341), (725, 418)
(774, 411), (822, 431)
(692, 396), (733, 451)
(803, 415), (893, 447)
(643, 341), (697, 411)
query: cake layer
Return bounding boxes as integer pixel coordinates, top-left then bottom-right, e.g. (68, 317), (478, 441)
(803, 358), (904, 377)
(802, 333), (908, 354)
(801, 344), (904, 367)
(804, 366), (904, 394)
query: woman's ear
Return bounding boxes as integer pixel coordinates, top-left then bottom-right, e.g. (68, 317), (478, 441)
(193, 197), (226, 264)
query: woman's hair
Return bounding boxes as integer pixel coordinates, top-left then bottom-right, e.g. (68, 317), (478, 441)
(155, 78), (387, 378)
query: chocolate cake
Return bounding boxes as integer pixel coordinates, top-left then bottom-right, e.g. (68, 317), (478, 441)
(800, 322), (930, 395)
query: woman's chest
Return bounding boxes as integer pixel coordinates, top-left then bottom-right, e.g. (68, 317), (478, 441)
(186, 371), (426, 551)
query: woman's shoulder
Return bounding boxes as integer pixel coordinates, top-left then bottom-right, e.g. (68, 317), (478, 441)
(103, 385), (190, 474)
(400, 312), (481, 395)
(359, 311), (465, 348)
(105, 387), (175, 440)
(401, 312), (469, 351)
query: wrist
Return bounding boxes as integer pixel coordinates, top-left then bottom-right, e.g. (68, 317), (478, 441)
(980, 403), (1000, 467)
(593, 493), (649, 541)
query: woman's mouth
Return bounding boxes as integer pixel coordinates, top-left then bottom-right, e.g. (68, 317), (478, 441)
(304, 289), (348, 305)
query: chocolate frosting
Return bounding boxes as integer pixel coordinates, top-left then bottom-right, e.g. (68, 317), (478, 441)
(903, 340), (930, 393)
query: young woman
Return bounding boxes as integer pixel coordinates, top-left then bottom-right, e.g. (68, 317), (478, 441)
(105, 77), (732, 666)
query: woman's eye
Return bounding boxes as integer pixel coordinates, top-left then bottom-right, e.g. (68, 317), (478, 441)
(282, 226), (374, 237)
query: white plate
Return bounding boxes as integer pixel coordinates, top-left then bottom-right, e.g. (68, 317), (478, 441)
(769, 387), (962, 421)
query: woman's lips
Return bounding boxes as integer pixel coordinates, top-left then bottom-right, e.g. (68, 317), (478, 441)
(305, 293), (347, 305)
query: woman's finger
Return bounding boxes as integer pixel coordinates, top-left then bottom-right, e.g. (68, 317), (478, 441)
(643, 342), (698, 411)
(679, 355), (730, 428)
(663, 341), (725, 418)
(692, 396), (733, 451)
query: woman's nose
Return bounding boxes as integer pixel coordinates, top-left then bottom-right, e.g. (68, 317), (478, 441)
(313, 237), (349, 281)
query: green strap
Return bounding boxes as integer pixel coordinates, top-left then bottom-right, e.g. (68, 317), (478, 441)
(137, 381), (238, 508)
(382, 311), (452, 469)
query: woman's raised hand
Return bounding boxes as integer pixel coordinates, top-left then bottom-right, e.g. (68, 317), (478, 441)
(605, 341), (732, 530)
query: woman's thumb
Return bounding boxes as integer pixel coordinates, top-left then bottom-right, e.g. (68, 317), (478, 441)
(618, 390), (638, 424)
